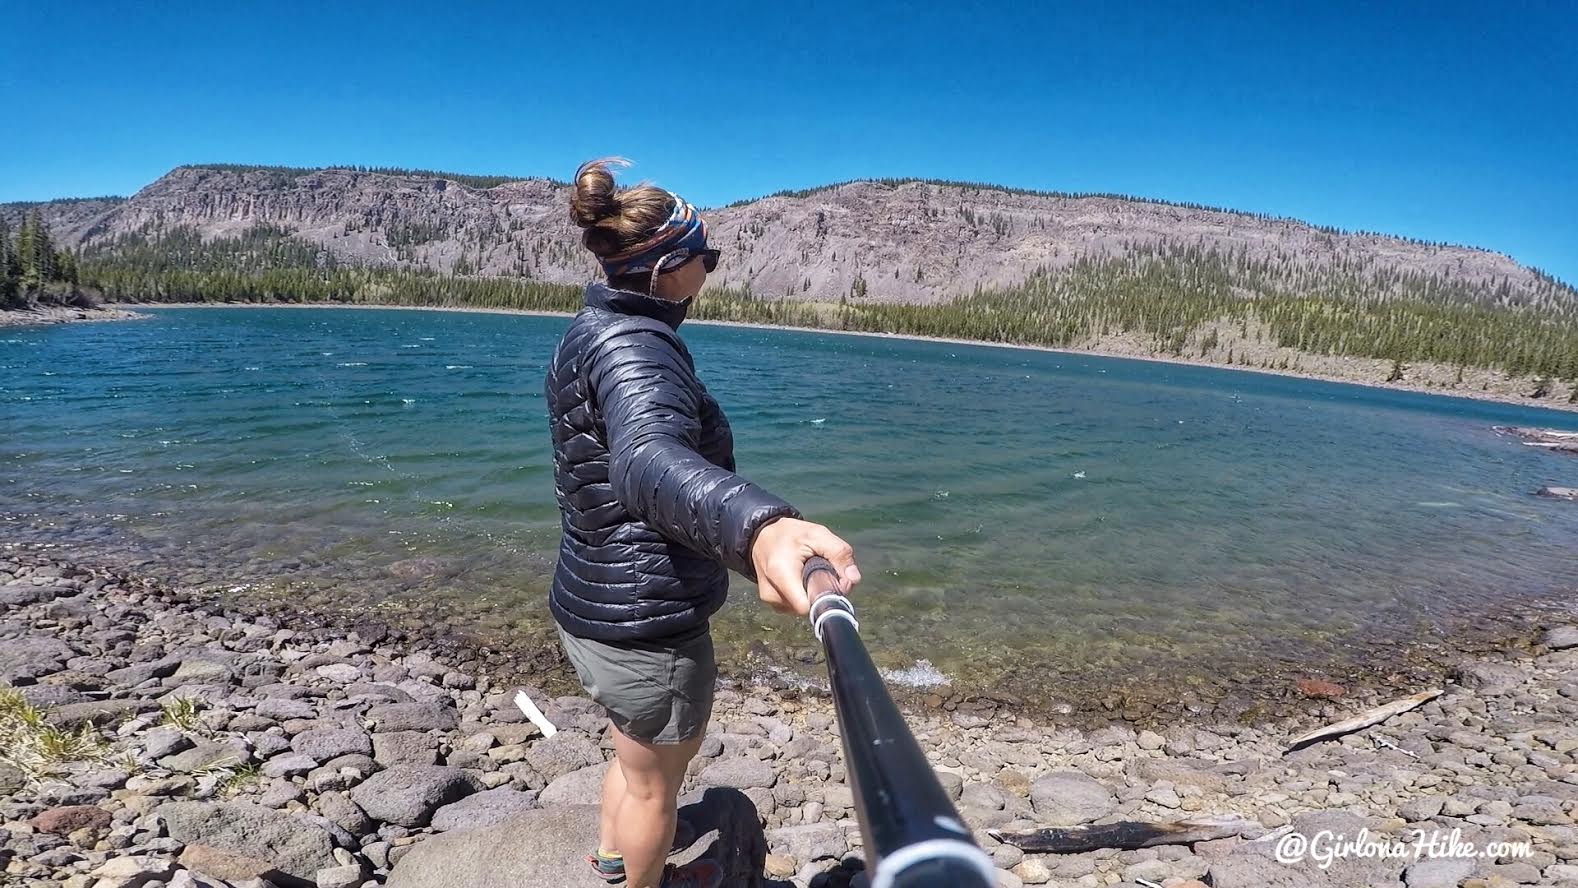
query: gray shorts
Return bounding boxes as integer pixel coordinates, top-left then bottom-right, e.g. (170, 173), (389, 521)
(557, 625), (716, 744)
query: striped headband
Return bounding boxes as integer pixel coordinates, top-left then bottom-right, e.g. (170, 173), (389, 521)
(599, 192), (709, 278)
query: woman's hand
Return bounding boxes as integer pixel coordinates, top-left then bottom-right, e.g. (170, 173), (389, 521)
(749, 517), (861, 616)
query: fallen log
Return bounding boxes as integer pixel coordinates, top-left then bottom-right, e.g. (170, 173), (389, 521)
(1285, 688), (1442, 752)
(989, 816), (1262, 853)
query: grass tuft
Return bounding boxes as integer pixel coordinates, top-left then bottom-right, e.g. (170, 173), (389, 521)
(0, 688), (114, 780)
(160, 696), (208, 734)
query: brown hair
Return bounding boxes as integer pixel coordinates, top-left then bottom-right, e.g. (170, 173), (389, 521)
(570, 158), (675, 291)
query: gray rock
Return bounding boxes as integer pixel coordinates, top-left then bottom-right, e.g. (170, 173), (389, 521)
(1211, 811), (1404, 888)
(1545, 864), (1578, 884)
(1398, 795), (1446, 822)
(159, 801), (339, 885)
(253, 698), (317, 721)
(171, 658), (236, 686)
(0, 763), (26, 796)
(292, 726), (372, 762)
(79, 768), (131, 790)
(49, 699), (154, 730)
(90, 854), (178, 885)
(250, 732), (293, 758)
(261, 754), (319, 779)
(431, 788), (541, 833)
(160, 739), (253, 773)
(168, 869), (228, 888)
(698, 756), (776, 789)
(36, 780), (111, 806)
(538, 762), (609, 807)
(314, 863), (367, 888)
(19, 683), (87, 708)
(767, 822), (847, 863)
(106, 660), (179, 687)
(315, 663), (362, 683)
(259, 780), (305, 809)
(372, 731), (439, 767)
(1028, 771), (1117, 826)
(177, 842), (289, 885)
(314, 791), (374, 836)
(1542, 626), (1578, 651)
(348, 765), (476, 827)
(523, 731), (604, 781)
(366, 702), (457, 732)
(1454, 662), (1527, 696)
(387, 787), (763, 888)
(345, 683), (414, 704)
(0, 636), (76, 677)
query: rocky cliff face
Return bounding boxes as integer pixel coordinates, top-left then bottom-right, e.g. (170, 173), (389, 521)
(5, 165), (1569, 307)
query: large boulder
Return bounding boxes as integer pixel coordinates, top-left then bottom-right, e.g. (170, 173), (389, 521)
(1028, 771), (1116, 826)
(430, 788), (541, 833)
(348, 765), (476, 827)
(538, 762), (610, 807)
(387, 788), (765, 888)
(522, 731), (604, 781)
(158, 801), (338, 888)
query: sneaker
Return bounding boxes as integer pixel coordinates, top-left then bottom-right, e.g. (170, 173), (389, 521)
(660, 859), (723, 888)
(587, 820), (701, 883)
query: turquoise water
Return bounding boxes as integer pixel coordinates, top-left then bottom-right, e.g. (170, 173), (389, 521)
(4, 307), (1576, 708)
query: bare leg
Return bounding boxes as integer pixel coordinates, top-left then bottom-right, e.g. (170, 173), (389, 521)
(598, 750), (627, 854)
(608, 724), (705, 888)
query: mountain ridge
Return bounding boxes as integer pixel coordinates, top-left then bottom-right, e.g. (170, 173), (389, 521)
(5, 165), (1570, 309)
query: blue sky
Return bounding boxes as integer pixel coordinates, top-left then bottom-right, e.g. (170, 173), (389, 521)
(2, 1), (1574, 283)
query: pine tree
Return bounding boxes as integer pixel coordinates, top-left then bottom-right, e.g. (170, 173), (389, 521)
(0, 220), (17, 308)
(16, 209), (57, 292)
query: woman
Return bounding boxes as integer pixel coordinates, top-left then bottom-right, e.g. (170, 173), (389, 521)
(545, 158), (862, 888)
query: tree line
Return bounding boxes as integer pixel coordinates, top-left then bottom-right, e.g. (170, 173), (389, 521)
(0, 210), (87, 309)
(72, 224), (1578, 395)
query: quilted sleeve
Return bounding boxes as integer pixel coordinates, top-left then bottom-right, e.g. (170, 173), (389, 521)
(587, 327), (801, 580)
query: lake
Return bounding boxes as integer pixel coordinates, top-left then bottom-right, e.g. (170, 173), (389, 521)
(4, 306), (1576, 715)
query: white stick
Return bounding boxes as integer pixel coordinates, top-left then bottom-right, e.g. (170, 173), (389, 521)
(1285, 689), (1441, 751)
(514, 689), (558, 738)
(1372, 734), (1418, 758)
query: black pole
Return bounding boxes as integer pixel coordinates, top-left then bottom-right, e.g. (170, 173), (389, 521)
(802, 556), (996, 888)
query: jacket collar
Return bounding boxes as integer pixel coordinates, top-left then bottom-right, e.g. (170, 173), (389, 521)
(584, 282), (691, 330)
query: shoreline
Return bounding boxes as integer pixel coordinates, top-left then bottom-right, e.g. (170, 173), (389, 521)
(4, 545), (1577, 887)
(118, 299), (1578, 417)
(0, 305), (151, 329)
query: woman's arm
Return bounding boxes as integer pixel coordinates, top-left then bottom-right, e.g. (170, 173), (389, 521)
(588, 327), (800, 581)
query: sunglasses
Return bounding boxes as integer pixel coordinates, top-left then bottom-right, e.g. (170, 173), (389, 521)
(658, 248), (721, 275)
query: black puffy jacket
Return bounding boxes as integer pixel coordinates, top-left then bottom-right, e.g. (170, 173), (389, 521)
(544, 283), (802, 642)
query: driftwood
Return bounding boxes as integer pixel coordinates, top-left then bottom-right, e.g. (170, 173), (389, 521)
(1496, 426), (1578, 454)
(990, 816), (1261, 853)
(1285, 688), (1442, 752)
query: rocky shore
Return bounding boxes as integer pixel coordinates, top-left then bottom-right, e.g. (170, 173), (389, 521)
(3, 546), (1576, 888)
(0, 306), (149, 329)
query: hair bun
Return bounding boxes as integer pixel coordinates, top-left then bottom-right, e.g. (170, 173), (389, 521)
(569, 157), (630, 228)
